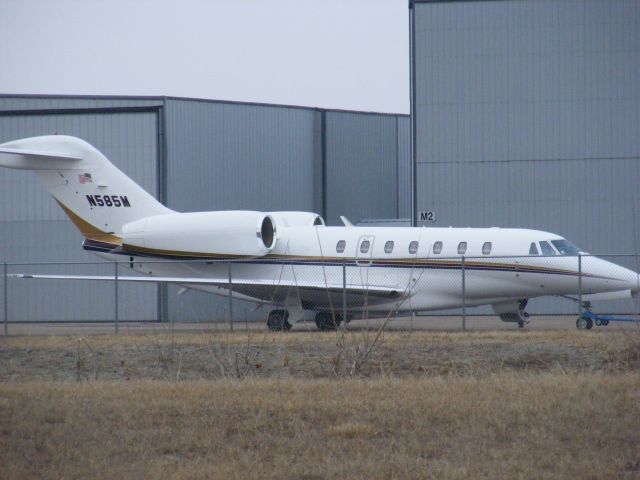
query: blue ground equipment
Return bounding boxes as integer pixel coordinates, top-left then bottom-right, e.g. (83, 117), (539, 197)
(576, 302), (639, 330)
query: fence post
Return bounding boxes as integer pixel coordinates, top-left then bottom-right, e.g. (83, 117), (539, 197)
(578, 254), (582, 320)
(3, 262), (7, 336)
(228, 261), (233, 331)
(461, 256), (466, 331)
(342, 259), (347, 329)
(114, 262), (119, 335)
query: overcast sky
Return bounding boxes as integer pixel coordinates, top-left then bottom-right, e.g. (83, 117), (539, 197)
(0, 0), (410, 113)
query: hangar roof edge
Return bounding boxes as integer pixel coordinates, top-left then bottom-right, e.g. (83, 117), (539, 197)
(0, 93), (409, 118)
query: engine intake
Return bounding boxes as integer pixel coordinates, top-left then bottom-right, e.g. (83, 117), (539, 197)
(122, 211), (276, 257)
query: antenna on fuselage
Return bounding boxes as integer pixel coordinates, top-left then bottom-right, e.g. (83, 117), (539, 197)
(340, 216), (353, 227)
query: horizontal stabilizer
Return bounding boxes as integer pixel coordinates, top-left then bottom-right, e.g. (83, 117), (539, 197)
(0, 146), (82, 170)
(8, 272), (406, 292)
(8, 273), (409, 305)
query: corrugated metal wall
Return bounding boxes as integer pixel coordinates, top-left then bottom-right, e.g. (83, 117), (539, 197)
(396, 116), (411, 219)
(325, 112), (399, 225)
(164, 99), (317, 212)
(412, 0), (640, 313)
(0, 102), (160, 321)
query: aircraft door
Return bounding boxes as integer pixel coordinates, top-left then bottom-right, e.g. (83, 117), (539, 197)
(421, 240), (433, 259)
(356, 235), (375, 266)
(409, 236), (429, 289)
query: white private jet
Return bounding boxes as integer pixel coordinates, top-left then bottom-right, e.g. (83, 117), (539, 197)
(0, 135), (638, 330)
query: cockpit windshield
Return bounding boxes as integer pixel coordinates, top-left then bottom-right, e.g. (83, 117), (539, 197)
(539, 241), (556, 256)
(550, 239), (582, 255)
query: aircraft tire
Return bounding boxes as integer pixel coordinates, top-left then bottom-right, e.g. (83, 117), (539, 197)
(576, 316), (593, 330)
(267, 310), (291, 332)
(602, 320), (609, 326)
(315, 312), (341, 331)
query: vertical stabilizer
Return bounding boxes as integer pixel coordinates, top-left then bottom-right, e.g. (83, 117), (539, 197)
(0, 135), (173, 244)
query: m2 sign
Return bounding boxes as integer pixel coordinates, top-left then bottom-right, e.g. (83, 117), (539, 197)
(419, 211), (436, 223)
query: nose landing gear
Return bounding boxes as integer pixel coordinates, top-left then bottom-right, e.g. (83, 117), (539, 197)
(576, 301), (635, 330)
(576, 315), (594, 330)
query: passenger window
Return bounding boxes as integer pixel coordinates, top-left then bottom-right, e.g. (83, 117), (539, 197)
(539, 241), (556, 256)
(336, 240), (346, 253)
(457, 242), (467, 255)
(360, 240), (370, 254)
(482, 242), (492, 255)
(384, 241), (394, 253)
(408, 241), (419, 254)
(529, 242), (539, 255)
(433, 241), (443, 254)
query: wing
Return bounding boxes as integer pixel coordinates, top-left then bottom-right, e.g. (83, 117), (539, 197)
(9, 273), (410, 309)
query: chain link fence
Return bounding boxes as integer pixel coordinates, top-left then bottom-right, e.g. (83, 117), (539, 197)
(2, 254), (639, 334)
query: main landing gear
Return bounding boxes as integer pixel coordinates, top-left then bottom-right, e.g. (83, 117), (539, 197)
(493, 299), (531, 328)
(266, 309), (346, 331)
(266, 309), (291, 331)
(314, 311), (342, 331)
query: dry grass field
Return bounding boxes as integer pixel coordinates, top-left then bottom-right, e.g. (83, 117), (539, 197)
(1, 329), (639, 479)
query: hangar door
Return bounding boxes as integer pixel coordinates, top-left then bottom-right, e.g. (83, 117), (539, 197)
(0, 110), (161, 321)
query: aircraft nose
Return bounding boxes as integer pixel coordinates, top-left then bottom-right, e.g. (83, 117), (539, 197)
(626, 270), (640, 293)
(599, 260), (640, 293)
(619, 267), (640, 292)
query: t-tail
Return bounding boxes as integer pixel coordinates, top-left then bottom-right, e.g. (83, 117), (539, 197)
(0, 135), (172, 249)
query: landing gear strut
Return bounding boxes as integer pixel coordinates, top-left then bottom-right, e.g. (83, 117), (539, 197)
(576, 301), (594, 330)
(267, 309), (291, 331)
(315, 311), (342, 331)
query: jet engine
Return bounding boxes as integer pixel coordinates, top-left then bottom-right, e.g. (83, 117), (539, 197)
(268, 211), (324, 227)
(122, 211), (276, 257)
(492, 299), (531, 326)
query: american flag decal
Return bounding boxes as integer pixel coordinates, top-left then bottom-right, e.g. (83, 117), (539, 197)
(78, 173), (93, 184)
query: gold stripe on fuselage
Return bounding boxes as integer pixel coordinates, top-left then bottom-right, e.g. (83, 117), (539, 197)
(121, 243), (249, 258)
(116, 245), (580, 277)
(55, 199), (123, 245)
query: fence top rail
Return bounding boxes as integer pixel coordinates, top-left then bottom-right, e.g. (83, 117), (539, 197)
(2, 253), (638, 267)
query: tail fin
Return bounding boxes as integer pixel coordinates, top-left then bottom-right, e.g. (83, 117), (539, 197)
(0, 135), (172, 245)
